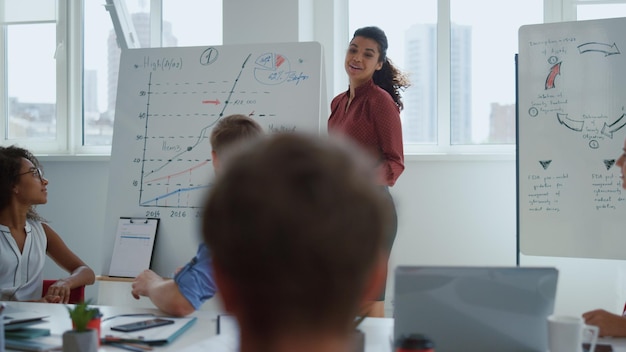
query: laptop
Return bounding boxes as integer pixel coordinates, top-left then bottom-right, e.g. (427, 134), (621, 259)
(2, 303), (49, 330)
(394, 266), (558, 352)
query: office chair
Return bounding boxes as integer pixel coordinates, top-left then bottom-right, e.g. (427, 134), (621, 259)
(42, 279), (85, 304)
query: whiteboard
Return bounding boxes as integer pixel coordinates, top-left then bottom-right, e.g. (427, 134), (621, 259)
(102, 42), (325, 276)
(518, 18), (626, 259)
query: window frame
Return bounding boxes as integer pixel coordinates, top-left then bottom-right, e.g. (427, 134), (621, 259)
(2, 0), (620, 156)
(341, 0), (538, 156)
(339, 0), (626, 156)
(0, 0), (69, 152)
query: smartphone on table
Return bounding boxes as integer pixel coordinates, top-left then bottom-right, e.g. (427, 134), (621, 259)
(110, 318), (175, 332)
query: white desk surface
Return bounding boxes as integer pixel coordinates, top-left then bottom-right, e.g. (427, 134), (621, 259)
(2, 301), (394, 352)
(600, 337), (626, 351)
(7, 301), (626, 352)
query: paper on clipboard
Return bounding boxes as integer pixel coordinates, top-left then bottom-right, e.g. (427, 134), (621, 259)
(108, 217), (159, 277)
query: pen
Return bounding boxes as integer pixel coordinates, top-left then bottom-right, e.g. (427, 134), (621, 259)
(101, 313), (155, 322)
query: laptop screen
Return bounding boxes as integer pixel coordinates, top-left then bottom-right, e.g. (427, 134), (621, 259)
(394, 266), (558, 352)
(2, 303), (48, 327)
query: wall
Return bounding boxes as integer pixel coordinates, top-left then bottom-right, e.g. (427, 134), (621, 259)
(37, 0), (626, 317)
(389, 156), (626, 317)
(223, 0), (301, 44)
(38, 156), (626, 316)
(38, 159), (109, 302)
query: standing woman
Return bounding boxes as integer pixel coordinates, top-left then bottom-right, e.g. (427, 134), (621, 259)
(0, 146), (95, 303)
(328, 26), (410, 317)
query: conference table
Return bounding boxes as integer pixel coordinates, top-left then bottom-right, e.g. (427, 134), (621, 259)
(2, 301), (394, 351)
(6, 301), (626, 351)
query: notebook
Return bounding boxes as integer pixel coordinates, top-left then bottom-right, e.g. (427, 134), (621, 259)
(4, 336), (62, 352)
(2, 304), (49, 329)
(394, 266), (558, 352)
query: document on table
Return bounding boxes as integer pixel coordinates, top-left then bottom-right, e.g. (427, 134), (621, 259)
(108, 217), (159, 278)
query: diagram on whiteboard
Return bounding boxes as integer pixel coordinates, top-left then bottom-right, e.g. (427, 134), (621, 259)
(111, 44), (321, 210)
(518, 18), (626, 259)
(525, 42), (625, 150)
(523, 36), (625, 150)
(102, 42), (324, 276)
(136, 52), (271, 209)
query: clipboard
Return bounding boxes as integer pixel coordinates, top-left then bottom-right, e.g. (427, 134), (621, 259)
(108, 217), (160, 278)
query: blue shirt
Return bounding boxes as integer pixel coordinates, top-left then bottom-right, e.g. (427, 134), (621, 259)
(173, 243), (216, 310)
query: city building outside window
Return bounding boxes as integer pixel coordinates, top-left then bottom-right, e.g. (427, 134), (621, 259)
(349, 0), (542, 149)
(83, 0), (222, 147)
(1, 0), (64, 151)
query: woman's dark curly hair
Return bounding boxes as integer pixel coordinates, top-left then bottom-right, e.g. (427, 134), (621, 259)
(0, 145), (44, 220)
(353, 26), (411, 110)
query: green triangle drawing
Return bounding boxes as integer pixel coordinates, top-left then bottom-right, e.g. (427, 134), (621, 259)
(539, 160), (552, 170)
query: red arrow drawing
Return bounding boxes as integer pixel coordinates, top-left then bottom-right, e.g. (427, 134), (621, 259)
(545, 62), (561, 90)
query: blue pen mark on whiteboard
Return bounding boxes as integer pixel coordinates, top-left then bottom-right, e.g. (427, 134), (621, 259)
(140, 184), (210, 207)
(254, 52), (310, 85)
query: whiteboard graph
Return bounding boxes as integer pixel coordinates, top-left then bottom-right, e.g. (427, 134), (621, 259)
(120, 47), (319, 208)
(102, 42), (324, 276)
(137, 54), (253, 208)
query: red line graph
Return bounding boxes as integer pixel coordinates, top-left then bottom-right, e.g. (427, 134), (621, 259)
(143, 160), (210, 184)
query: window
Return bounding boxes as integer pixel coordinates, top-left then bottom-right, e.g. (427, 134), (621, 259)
(0, 0), (221, 154)
(348, 0), (542, 151)
(1, 0), (65, 151)
(82, 0), (222, 148)
(450, 0), (542, 145)
(83, 0), (120, 147)
(3, 0), (625, 155)
(7, 24), (57, 140)
(575, 1), (626, 20)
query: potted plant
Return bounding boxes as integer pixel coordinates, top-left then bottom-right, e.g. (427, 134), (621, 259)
(62, 300), (100, 352)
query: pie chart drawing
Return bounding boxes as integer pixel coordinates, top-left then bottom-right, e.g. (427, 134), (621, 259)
(254, 52), (291, 85)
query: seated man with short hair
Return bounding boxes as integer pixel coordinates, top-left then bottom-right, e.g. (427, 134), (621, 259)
(201, 133), (391, 352)
(131, 114), (263, 316)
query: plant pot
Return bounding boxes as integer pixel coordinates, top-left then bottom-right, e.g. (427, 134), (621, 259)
(62, 329), (98, 352)
(72, 317), (102, 346)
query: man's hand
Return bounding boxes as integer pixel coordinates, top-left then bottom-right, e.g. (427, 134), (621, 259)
(583, 309), (626, 337)
(131, 269), (164, 299)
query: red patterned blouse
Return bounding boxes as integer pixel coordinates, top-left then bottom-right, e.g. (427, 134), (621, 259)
(328, 79), (405, 186)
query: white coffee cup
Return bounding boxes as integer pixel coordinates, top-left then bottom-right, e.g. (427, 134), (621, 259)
(548, 315), (599, 352)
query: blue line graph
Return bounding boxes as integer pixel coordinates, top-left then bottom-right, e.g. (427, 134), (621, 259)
(140, 184), (211, 207)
